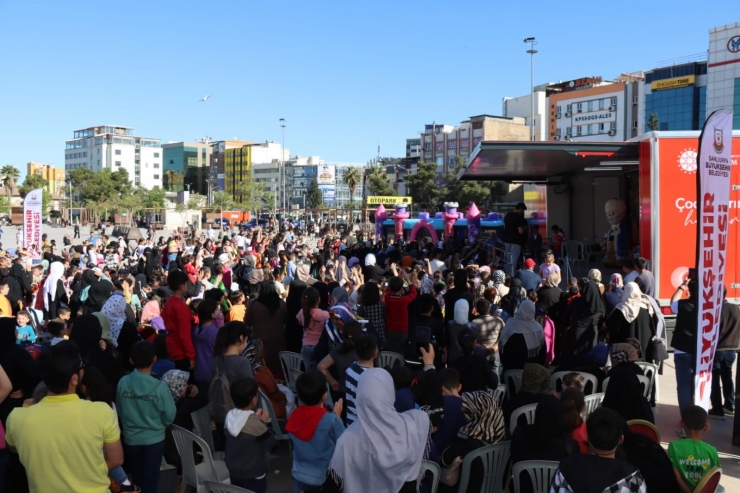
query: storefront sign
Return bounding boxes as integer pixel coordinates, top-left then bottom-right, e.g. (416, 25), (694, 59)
(728, 35), (740, 53)
(573, 112), (614, 123)
(651, 75), (695, 91)
(367, 196), (412, 205)
(23, 188), (43, 249)
(694, 109), (733, 410)
(317, 165), (335, 186)
(549, 76), (603, 93)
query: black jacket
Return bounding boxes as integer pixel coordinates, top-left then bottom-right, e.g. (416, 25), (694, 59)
(718, 301), (740, 351)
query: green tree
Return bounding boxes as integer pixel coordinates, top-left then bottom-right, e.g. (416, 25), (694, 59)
(19, 174), (52, 214)
(366, 166), (396, 197)
(648, 112), (660, 131)
(143, 186), (167, 209)
(342, 167), (362, 204)
(403, 161), (441, 209)
(441, 156), (493, 208)
(212, 191), (235, 219)
(306, 178), (323, 210)
(186, 196), (201, 211)
(0, 195), (11, 215)
(238, 179), (272, 214)
(0, 165), (20, 203)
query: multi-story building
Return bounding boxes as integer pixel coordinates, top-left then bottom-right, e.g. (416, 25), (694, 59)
(286, 156), (324, 208)
(161, 140), (213, 195)
(405, 138), (421, 158)
(502, 86), (550, 141)
(223, 145), (252, 203)
(421, 115), (529, 174)
(640, 61), (707, 133)
(27, 162), (65, 196)
(222, 141), (290, 208)
(707, 22), (740, 128)
(546, 78), (629, 141)
(64, 125), (162, 189)
(209, 140), (252, 194)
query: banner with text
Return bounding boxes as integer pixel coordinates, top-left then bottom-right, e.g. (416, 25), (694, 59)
(367, 196), (412, 205)
(694, 109), (733, 409)
(23, 188), (43, 249)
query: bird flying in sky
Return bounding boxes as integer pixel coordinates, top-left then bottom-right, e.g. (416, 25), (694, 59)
(199, 95), (210, 102)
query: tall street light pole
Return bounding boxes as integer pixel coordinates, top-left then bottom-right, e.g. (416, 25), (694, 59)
(280, 118), (286, 213)
(524, 37), (538, 141)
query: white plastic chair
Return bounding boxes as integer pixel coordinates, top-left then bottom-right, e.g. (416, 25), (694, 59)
(636, 362), (659, 402)
(509, 403), (538, 434)
(191, 406), (224, 461)
(512, 460), (560, 493)
(377, 351), (404, 369)
(422, 460), (441, 493)
(204, 481), (255, 493)
(279, 351), (304, 390)
(562, 241), (586, 264)
(171, 425), (230, 493)
(503, 369), (523, 399)
(583, 392), (605, 418)
(257, 390), (289, 441)
(487, 384), (507, 407)
(551, 371), (599, 396)
(457, 441), (511, 493)
(602, 375), (651, 398)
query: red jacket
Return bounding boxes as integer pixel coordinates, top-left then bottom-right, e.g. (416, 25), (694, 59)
(163, 296), (195, 361)
(384, 285), (417, 333)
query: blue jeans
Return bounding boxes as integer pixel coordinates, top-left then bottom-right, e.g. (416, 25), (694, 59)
(124, 440), (166, 493)
(301, 344), (315, 371)
(231, 475), (267, 493)
(711, 350), (736, 411)
(503, 243), (521, 274)
(674, 352), (695, 413)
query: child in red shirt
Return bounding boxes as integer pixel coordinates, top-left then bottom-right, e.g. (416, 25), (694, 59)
(383, 274), (417, 355)
(162, 270), (195, 370)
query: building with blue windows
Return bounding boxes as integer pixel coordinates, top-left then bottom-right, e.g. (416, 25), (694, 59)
(643, 61), (707, 132)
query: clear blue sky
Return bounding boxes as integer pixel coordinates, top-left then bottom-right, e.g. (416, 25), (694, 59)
(0, 1), (736, 180)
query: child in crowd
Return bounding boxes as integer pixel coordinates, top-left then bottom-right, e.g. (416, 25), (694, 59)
(344, 333), (377, 426)
(286, 370), (344, 493)
(561, 387), (588, 453)
(434, 368), (469, 454)
(383, 275), (417, 354)
(0, 279), (12, 316)
(16, 310), (36, 344)
(297, 286), (330, 371)
(224, 378), (276, 493)
(317, 321), (363, 396)
(47, 318), (69, 346)
(391, 366), (415, 413)
(151, 333), (175, 378)
(669, 405), (723, 493)
(227, 291), (246, 322)
(192, 299), (220, 386)
(57, 306), (72, 324)
(116, 340), (176, 493)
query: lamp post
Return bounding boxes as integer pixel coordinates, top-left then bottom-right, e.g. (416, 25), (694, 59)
(524, 37), (538, 141)
(280, 118), (286, 214)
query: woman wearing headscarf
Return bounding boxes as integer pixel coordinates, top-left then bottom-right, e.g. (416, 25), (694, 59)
(499, 300), (545, 372)
(101, 292), (140, 366)
(325, 368), (431, 493)
(602, 368), (654, 423)
(511, 396), (578, 493)
(603, 274), (625, 314)
(440, 390), (505, 492)
(536, 272), (564, 314)
(70, 314), (125, 387)
(331, 286), (349, 306)
(246, 280), (287, 377)
(588, 268), (605, 294)
(490, 270), (509, 305)
(362, 253), (389, 284)
(446, 299), (477, 362)
(7, 261), (31, 315)
(562, 281), (605, 355)
(609, 342), (645, 379)
(0, 318), (40, 425)
(243, 338), (287, 419)
(335, 255), (351, 285)
(41, 261), (68, 321)
(83, 279), (113, 314)
(607, 282), (655, 359)
(500, 277), (526, 321)
(310, 302), (355, 371)
(285, 279), (307, 353)
(443, 269), (474, 324)
(503, 363), (553, 428)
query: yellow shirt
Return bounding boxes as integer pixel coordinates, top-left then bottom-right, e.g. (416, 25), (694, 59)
(6, 394), (120, 493)
(227, 304), (246, 322)
(0, 295), (11, 317)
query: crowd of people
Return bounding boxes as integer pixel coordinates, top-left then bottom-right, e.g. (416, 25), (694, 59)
(0, 216), (735, 493)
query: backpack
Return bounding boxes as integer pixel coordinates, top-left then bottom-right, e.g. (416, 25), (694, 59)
(238, 262), (254, 282)
(208, 357), (235, 423)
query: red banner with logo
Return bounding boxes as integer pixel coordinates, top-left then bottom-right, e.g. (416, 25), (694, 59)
(694, 109), (733, 409)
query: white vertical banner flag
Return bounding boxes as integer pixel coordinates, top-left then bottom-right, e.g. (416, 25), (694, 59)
(694, 109), (733, 409)
(23, 188), (43, 250)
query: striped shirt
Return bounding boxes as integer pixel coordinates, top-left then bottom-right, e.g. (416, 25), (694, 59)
(344, 362), (371, 426)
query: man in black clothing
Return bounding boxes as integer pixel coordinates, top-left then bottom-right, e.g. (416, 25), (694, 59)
(407, 294), (446, 368)
(502, 202), (528, 274)
(634, 257), (655, 298)
(709, 286), (740, 418)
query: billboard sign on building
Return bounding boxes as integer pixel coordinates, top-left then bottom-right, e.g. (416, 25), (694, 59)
(317, 165), (335, 186)
(651, 75), (695, 91)
(319, 185), (336, 203)
(23, 188), (43, 249)
(367, 196), (412, 205)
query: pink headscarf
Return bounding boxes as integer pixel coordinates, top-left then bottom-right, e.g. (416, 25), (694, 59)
(141, 301), (161, 324)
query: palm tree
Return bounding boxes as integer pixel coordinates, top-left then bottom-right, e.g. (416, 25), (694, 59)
(343, 166), (362, 203)
(1, 165), (20, 202)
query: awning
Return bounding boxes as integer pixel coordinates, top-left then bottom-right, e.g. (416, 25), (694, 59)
(458, 141), (641, 182)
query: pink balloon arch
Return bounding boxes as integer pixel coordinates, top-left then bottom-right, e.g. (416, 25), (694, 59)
(409, 215), (439, 244)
